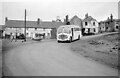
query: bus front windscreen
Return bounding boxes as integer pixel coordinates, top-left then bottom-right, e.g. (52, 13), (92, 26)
(64, 28), (70, 34)
(57, 27), (71, 34)
(57, 28), (63, 34)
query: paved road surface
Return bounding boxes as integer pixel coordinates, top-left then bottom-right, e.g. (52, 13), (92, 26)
(0, 39), (2, 77)
(4, 41), (118, 76)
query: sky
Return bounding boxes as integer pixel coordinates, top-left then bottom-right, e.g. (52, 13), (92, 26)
(0, 0), (119, 25)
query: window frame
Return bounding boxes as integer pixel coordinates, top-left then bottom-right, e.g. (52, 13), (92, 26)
(93, 22), (95, 26)
(35, 28), (37, 30)
(85, 22), (88, 26)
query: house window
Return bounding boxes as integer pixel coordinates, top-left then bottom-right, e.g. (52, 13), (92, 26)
(10, 33), (12, 35)
(85, 22), (88, 26)
(93, 22), (95, 26)
(35, 28), (37, 30)
(106, 27), (108, 29)
(116, 26), (119, 29)
(26, 33), (28, 35)
(99, 23), (101, 25)
(94, 28), (96, 32)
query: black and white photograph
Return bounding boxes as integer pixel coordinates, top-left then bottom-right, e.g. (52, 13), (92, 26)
(0, 0), (120, 77)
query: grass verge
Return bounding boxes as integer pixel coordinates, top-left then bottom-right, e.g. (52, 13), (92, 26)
(71, 33), (119, 69)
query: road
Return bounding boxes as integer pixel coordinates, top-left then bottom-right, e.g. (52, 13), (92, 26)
(3, 40), (118, 76)
(0, 39), (2, 77)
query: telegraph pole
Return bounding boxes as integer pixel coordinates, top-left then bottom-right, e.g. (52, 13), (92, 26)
(24, 9), (27, 41)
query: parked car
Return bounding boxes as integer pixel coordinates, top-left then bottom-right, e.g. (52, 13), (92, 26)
(32, 33), (44, 41)
(17, 34), (25, 39)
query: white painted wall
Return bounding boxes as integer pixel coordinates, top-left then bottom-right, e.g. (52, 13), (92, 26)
(4, 27), (52, 39)
(83, 20), (99, 33)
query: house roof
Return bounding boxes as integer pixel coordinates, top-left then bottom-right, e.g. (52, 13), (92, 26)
(0, 25), (5, 30)
(70, 15), (82, 21)
(113, 19), (120, 22)
(39, 21), (64, 28)
(5, 20), (65, 29)
(100, 19), (120, 23)
(83, 16), (97, 22)
(0, 25), (2, 30)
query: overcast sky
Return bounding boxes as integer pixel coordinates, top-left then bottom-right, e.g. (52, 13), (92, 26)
(0, 0), (119, 25)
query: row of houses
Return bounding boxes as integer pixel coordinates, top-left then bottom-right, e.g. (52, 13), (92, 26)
(99, 14), (120, 33)
(66, 13), (120, 34)
(3, 18), (64, 39)
(0, 13), (120, 39)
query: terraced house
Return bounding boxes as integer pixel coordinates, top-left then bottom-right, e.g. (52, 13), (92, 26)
(4, 17), (64, 39)
(82, 13), (99, 35)
(70, 15), (82, 27)
(65, 15), (83, 35)
(99, 14), (120, 33)
(98, 21), (106, 33)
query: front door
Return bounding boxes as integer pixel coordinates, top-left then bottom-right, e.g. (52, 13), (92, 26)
(51, 28), (57, 39)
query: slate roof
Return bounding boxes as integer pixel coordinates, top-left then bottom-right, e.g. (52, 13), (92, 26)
(5, 20), (65, 29)
(83, 16), (97, 22)
(0, 25), (5, 30)
(70, 15), (82, 21)
(101, 19), (120, 23)
(39, 22), (65, 28)
(0, 25), (2, 30)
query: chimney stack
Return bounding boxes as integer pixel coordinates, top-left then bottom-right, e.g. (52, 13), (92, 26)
(37, 18), (40, 25)
(5, 17), (8, 22)
(85, 13), (88, 18)
(110, 14), (113, 21)
(65, 15), (70, 25)
(66, 15), (69, 22)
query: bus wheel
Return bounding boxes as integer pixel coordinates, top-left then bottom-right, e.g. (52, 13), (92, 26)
(69, 37), (72, 43)
(58, 40), (60, 43)
(78, 35), (80, 40)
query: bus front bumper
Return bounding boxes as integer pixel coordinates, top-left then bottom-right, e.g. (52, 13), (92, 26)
(57, 37), (70, 42)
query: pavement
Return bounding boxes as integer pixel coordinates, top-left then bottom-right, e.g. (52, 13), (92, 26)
(81, 32), (119, 40)
(3, 40), (118, 76)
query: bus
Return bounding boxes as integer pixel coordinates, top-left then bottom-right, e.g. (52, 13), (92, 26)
(57, 25), (82, 43)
